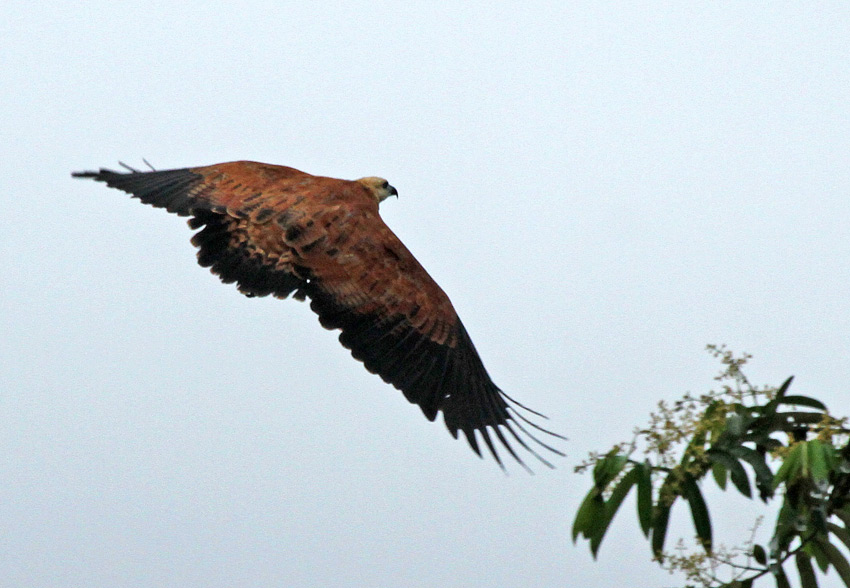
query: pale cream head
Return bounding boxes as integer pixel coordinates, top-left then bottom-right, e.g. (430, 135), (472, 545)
(356, 176), (398, 203)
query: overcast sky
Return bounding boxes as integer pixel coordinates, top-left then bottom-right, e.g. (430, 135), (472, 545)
(2, 2), (849, 587)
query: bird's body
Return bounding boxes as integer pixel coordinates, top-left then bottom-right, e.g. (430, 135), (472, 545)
(73, 160), (563, 470)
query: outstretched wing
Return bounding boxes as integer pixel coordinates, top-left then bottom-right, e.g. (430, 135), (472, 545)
(72, 161), (564, 469)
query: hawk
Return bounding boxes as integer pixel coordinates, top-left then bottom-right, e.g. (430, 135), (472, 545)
(72, 161), (564, 470)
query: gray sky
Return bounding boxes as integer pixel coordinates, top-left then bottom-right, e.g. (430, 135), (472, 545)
(2, 2), (849, 586)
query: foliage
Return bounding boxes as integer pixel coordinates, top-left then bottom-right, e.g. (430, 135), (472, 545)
(572, 346), (850, 588)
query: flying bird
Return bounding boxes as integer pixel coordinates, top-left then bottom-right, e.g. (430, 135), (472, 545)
(72, 160), (564, 470)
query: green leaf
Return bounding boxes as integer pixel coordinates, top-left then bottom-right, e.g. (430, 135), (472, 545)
(796, 552), (819, 588)
(780, 395), (828, 411)
(812, 508), (829, 536)
(730, 445), (775, 500)
(636, 462), (653, 537)
(572, 488), (603, 542)
(815, 537), (850, 586)
(764, 376), (795, 417)
(778, 412), (831, 428)
(712, 461), (728, 490)
(805, 540), (831, 573)
(774, 503), (798, 552)
(590, 467), (640, 557)
(800, 441), (811, 478)
(730, 460), (753, 498)
(729, 459), (752, 498)
(809, 440), (830, 483)
(593, 453), (627, 490)
(682, 474), (712, 551)
(651, 501), (673, 557)
(774, 563), (792, 588)
(828, 522), (850, 555)
(753, 544), (767, 565)
(774, 443), (804, 490)
(835, 509), (850, 529)
(708, 450), (752, 497)
(775, 376), (795, 401)
(823, 443), (838, 469)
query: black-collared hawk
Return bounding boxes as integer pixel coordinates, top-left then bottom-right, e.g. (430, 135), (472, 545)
(72, 161), (564, 470)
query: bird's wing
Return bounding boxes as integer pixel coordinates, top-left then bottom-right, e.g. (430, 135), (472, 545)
(73, 161), (564, 469)
(74, 160), (333, 299)
(298, 208), (564, 469)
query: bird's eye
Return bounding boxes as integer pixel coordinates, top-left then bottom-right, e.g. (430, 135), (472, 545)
(381, 180), (389, 189)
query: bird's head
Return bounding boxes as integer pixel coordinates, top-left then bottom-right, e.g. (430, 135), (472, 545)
(356, 176), (398, 203)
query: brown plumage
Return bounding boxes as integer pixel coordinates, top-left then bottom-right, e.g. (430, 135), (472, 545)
(72, 160), (564, 470)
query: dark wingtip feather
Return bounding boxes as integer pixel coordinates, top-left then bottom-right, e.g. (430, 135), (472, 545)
(478, 427), (505, 471)
(72, 170), (100, 178)
(72, 164), (206, 217)
(491, 424), (533, 474)
(448, 394), (565, 473)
